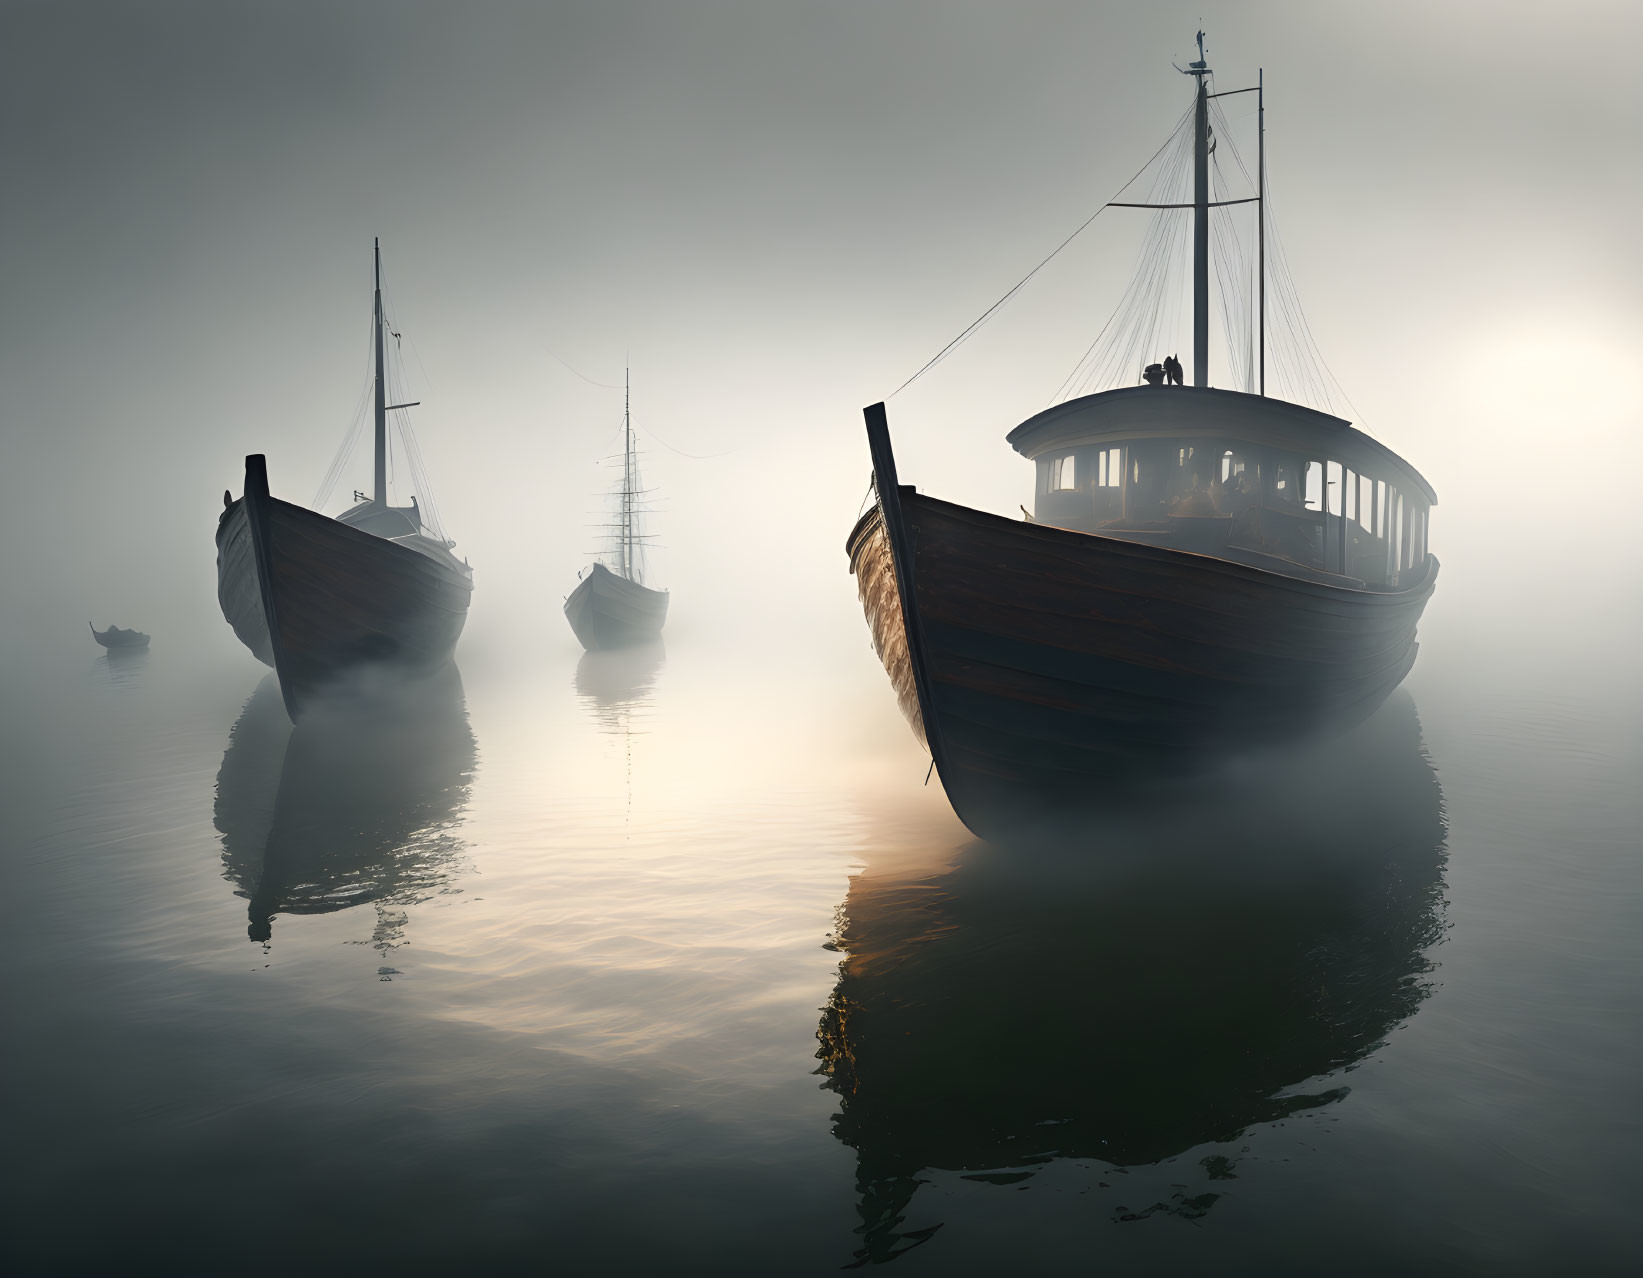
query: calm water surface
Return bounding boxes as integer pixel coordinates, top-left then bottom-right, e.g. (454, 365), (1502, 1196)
(3, 621), (1638, 1274)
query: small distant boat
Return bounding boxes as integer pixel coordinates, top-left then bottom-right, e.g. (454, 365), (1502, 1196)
(216, 240), (473, 720)
(90, 623), (149, 650)
(565, 371), (669, 650)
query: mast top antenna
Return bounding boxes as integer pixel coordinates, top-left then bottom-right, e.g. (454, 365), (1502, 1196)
(1181, 28), (1210, 76)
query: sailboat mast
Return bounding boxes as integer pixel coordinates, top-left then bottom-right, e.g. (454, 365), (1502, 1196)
(1191, 32), (1210, 388)
(1258, 68), (1266, 397)
(623, 367), (633, 581)
(372, 237), (387, 506)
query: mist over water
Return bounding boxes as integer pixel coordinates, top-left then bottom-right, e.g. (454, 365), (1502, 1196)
(3, 2), (1641, 1274)
(3, 600), (1638, 1273)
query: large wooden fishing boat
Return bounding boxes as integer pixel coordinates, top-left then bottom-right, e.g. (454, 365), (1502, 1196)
(217, 240), (472, 720)
(565, 372), (669, 650)
(850, 36), (1438, 839)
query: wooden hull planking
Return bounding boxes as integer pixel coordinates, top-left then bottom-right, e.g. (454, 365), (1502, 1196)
(849, 415), (1436, 838)
(217, 457), (472, 720)
(564, 562), (669, 651)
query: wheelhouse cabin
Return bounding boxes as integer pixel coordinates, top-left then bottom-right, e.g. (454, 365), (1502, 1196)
(1010, 385), (1435, 589)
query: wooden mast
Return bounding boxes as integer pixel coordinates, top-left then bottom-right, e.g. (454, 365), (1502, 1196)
(1190, 31), (1210, 388)
(1107, 35), (1261, 389)
(372, 237), (387, 507)
(1258, 69), (1266, 397)
(622, 367), (633, 581)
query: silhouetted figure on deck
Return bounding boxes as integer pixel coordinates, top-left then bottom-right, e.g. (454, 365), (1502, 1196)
(1163, 353), (1184, 386)
(1142, 363), (1166, 386)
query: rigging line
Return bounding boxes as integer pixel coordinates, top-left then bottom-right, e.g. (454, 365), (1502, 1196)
(890, 103), (1195, 399)
(1210, 104), (1261, 394)
(312, 312), (379, 509)
(1132, 134), (1190, 376)
(889, 204), (1112, 398)
(382, 328), (450, 535)
(1266, 189), (1369, 428)
(546, 346), (623, 390)
(1083, 185), (1185, 397)
(1053, 211), (1159, 401)
(1056, 130), (1189, 401)
(379, 278), (473, 500)
(605, 378), (731, 459)
(1209, 100), (1256, 193)
(1072, 113), (1197, 397)
(630, 423), (732, 460)
(1263, 192), (1336, 417)
(1213, 214), (1249, 391)
(1210, 156), (1254, 389)
(1209, 99), (1260, 393)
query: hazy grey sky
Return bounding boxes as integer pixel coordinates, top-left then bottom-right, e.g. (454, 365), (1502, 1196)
(2, 1), (1639, 674)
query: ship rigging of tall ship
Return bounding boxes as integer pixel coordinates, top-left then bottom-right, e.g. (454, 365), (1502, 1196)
(564, 371), (669, 650)
(849, 34), (1439, 840)
(217, 239), (473, 721)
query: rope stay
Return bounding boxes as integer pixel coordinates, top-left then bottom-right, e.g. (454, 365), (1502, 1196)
(309, 263), (455, 539)
(311, 312), (377, 510)
(1041, 85), (1372, 428)
(876, 73), (1373, 427)
(887, 103), (1196, 400)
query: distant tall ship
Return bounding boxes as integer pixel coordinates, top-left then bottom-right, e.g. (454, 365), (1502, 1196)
(217, 240), (473, 720)
(565, 372), (669, 650)
(850, 34), (1438, 838)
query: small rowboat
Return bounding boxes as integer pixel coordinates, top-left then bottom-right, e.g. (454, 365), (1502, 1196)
(90, 623), (150, 650)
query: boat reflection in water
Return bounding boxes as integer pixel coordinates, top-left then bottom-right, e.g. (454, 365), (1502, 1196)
(214, 663), (476, 952)
(818, 693), (1446, 1265)
(92, 649), (149, 687)
(573, 640), (665, 736)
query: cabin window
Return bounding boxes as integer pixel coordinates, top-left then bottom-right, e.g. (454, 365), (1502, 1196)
(1105, 448), (1121, 485)
(1089, 446), (1122, 493)
(1271, 460), (1301, 506)
(1220, 449), (1248, 482)
(1389, 490), (1404, 577)
(1304, 461), (1325, 511)
(1050, 455), (1077, 491)
(1162, 438), (1221, 515)
(1357, 474), (1375, 529)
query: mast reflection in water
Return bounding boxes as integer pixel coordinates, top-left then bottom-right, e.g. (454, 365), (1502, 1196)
(818, 693), (1447, 1265)
(214, 665), (476, 955)
(573, 640), (665, 736)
